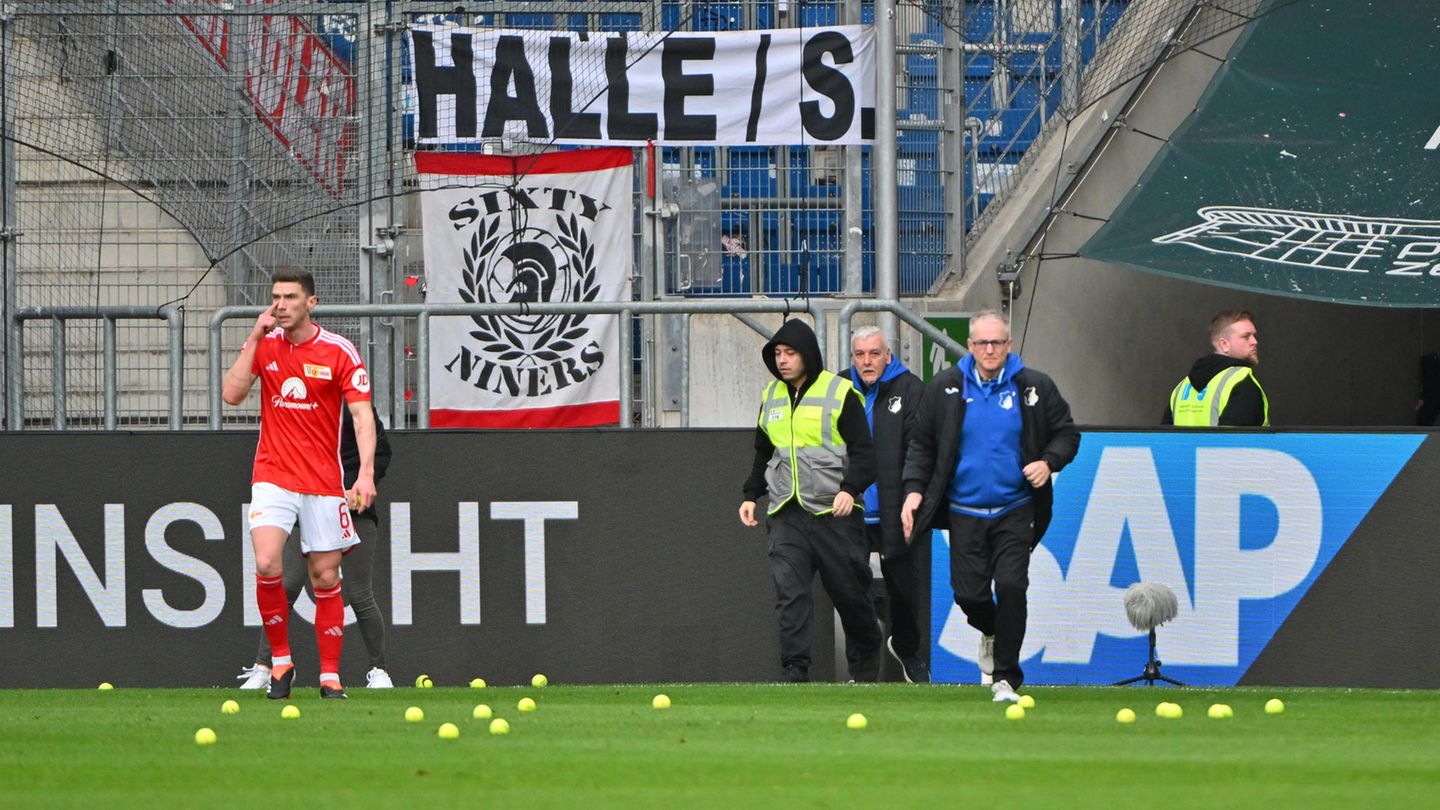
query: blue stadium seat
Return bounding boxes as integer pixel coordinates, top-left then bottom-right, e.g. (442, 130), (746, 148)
(798, 2), (841, 28)
(963, 2), (996, 42)
(1081, 0), (1129, 61)
(505, 13), (554, 30)
(596, 13), (643, 32)
(906, 51), (939, 80)
(908, 77), (940, 118)
(964, 55), (996, 78)
(897, 125), (939, 154)
(724, 147), (776, 199)
(964, 77), (995, 111)
(786, 149), (842, 199)
(696, 3), (745, 30)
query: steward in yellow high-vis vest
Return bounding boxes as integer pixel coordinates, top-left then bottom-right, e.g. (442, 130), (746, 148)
(1164, 310), (1269, 427)
(757, 368), (855, 515)
(737, 319), (881, 683)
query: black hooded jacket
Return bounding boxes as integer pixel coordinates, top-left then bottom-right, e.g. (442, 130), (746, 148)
(340, 402), (393, 523)
(742, 319), (877, 504)
(1162, 354), (1267, 426)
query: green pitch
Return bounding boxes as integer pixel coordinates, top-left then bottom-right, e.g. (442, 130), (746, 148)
(2, 684), (1438, 808)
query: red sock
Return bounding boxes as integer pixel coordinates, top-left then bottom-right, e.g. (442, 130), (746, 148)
(314, 583), (344, 684)
(256, 573), (291, 667)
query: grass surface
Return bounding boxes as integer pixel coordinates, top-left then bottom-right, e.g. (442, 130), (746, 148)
(2, 684), (1439, 808)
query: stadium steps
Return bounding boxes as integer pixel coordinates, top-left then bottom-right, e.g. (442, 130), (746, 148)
(10, 180), (231, 426)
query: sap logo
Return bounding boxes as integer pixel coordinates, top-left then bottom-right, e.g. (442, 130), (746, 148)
(939, 446), (1322, 668)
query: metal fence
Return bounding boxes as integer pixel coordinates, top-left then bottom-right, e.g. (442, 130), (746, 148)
(1, 0), (1188, 430)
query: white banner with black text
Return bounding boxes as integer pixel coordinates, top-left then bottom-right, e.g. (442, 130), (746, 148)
(418, 148), (632, 428)
(407, 25), (876, 145)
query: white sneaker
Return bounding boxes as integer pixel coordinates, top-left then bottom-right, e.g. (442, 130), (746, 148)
(991, 679), (1020, 703)
(236, 663), (270, 690)
(365, 667), (394, 689)
(978, 635), (995, 683)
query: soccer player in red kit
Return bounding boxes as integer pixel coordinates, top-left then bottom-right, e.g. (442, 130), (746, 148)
(223, 268), (377, 700)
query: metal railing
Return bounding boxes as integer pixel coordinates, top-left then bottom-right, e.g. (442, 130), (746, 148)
(205, 300), (968, 429)
(7, 306), (185, 430)
(4, 300), (967, 432)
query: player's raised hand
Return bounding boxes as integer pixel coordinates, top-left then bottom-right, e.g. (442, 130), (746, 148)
(253, 303), (278, 336)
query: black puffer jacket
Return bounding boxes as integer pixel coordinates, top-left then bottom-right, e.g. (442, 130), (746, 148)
(902, 364), (1079, 545)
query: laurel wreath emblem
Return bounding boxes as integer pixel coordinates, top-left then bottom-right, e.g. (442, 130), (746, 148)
(459, 212), (601, 365)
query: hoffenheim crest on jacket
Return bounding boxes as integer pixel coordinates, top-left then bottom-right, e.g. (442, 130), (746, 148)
(418, 149), (633, 428)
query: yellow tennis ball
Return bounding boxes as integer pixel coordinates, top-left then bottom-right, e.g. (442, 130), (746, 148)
(1018, 694), (1036, 710)
(437, 722), (460, 740)
(220, 700), (240, 715)
(1004, 704), (1025, 721)
(415, 674), (432, 688)
(517, 697), (537, 712)
(472, 704), (493, 720)
(98, 683), (114, 691)
(1265, 698), (1285, 715)
(531, 673), (548, 688)
(846, 712), (867, 730)
(489, 717), (510, 735)
(1116, 708), (1137, 724)
(1208, 703), (1233, 719)
(469, 678), (487, 689)
(405, 706), (425, 723)
(652, 694), (672, 710)
(194, 727), (217, 745)
(280, 705), (300, 719)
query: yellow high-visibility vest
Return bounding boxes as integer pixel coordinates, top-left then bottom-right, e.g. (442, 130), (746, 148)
(759, 370), (853, 515)
(1170, 366), (1269, 427)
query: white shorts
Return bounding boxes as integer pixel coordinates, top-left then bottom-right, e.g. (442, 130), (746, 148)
(249, 482), (359, 555)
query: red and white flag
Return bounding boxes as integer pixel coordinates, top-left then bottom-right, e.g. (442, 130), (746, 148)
(417, 148), (633, 428)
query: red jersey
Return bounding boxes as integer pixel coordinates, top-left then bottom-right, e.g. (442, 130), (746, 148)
(250, 325), (371, 496)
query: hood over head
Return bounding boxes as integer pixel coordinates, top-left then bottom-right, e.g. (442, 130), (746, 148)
(763, 319), (824, 384)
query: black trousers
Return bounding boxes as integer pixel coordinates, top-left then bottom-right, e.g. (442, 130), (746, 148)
(866, 523), (930, 666)
(257, 513), (388, 670)
(947, 504), (1034, 689)
(768, 504), (882, 680)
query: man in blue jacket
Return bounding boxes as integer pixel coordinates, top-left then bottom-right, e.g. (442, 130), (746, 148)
(847, 326), (928, 683)
(901, 310), (1079, 701)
